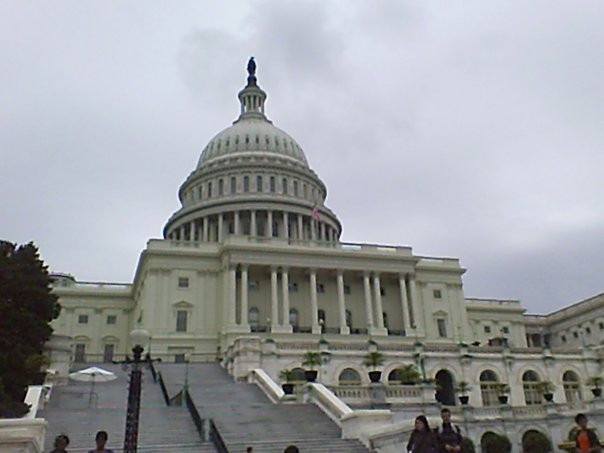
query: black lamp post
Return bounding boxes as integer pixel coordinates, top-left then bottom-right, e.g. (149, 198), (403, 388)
(123, 328), (150, 453)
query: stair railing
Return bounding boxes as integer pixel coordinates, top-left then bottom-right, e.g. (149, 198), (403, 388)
(209, 419), (228, 453)
(157, 371), (171, 406)
(184, 389), (205, 441)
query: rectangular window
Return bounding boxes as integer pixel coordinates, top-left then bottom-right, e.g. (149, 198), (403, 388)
(282, 178), (288, 195)
(586, 327), (591, 334)
(561, 335), (567, 343)
(78, 314), (88, 324)
(178, 277), (189, 288)
(502, 326), (510, 334)
(270, 176), (276, 192)
(103, 344), (114, 363)
(207, 182), (212, 198)
(484, 325), (491, 333)
(344, 285), (351, 295)
(231, 177), (237, 194)
(243, 176), (249, 192)
(317, 283), (325, 293)
(600, 322), (604, 330)
(437, 319), (447, 338)
(106, 315), (117, 325)
(218, 179), (224, 195)
(176, 310), (188, 332)
(573, 331), (579, 338)
(433, 289), (442, 299)
(256, 175), (263, 192)
(303, 184), (307, 198)
(74, 344), (86, 363)
(293, 180), (299, 196)
(175, 353), (186, 363)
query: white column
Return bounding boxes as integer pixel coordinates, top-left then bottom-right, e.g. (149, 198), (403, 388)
(270, 267), (279, 329)
(337, 271), (349, 334)
(267, 211), (273, 237)
(283, 212), (289, 239)
(408, 276), (423, 334)
(320, 222), (326, 241)
(281, 268), (291, 332)
(180, 225), (186, 241)
(310, 270), (320, 334)
(311, 220), (317, 240)
(250, 210), (257, 237)
(373, 274), (385, 329)
(190, 221), (195, 242)
(218, 214), (224, 242)
(234, 211), (240, 235)
(297, 214), (303, 241)
(363, 273), (374, 330)
(240, 266), (249, 329)
(228, 267), (237, 326)
(399, 274), (411, 334)
(203, 217), (209, 242)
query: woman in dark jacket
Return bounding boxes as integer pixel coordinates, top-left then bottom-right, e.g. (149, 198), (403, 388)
(407, 415), (438, 453)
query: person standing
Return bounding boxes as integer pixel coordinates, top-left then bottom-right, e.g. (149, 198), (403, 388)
(88, 431), (114, 453)
(435, 408), (462, 452)
(407, 415), (438, 453)
(574, 413), (601, 453)
(49, 434), (70, 453)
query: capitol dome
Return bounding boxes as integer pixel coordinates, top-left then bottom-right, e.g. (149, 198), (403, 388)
(163, 58), (341, 244)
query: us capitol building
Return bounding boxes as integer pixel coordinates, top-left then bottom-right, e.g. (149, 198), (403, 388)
(46, 59), (604, 450)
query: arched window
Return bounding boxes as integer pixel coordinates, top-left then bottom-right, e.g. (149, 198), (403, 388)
(345, 310), (352, 329)
(248, 307), (259, 331)
(290, 367), (306, 384)
(289, 308), (299, 331)
(563, 371), (582, 403)
(522, 370), (541, 405)
(339, 368), (361, 386)
(480, 370), (499, 407)
(522, 430), (552, 453)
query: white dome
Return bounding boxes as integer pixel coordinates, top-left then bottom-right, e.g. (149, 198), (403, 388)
(197, 118), (309, 169)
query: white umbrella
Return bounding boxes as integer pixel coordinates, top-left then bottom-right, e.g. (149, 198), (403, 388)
(69, 367), (116, 406)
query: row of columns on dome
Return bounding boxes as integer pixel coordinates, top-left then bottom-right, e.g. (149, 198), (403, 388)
(223, 265), (423, 337)
(169, 210), (337, 242)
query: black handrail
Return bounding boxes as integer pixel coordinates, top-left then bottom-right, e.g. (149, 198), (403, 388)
(148, 358), (157, 383)
(184, 389), (205, 441)
(157, 371), (171, 406)
(209, 419), (229, 453)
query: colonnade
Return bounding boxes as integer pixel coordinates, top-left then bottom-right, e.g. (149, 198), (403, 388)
(169, 209), (338, 243)
(224, 265), (423, 337)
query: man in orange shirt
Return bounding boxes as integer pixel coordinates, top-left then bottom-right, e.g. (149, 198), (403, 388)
(575, 413), (601, 453)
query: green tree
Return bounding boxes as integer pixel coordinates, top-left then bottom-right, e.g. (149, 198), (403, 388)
(0, 241), (60, 417)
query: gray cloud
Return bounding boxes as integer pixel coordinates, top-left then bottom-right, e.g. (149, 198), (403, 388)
(1, 1), (602, 313)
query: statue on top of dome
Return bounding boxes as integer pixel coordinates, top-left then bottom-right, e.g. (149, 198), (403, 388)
(247, 57), (256, 76)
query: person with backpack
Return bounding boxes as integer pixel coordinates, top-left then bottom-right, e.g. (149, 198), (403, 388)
(435, 408), (462, 453)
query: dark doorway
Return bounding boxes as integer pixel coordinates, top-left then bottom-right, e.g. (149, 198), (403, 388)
(435, 369), (456, 406)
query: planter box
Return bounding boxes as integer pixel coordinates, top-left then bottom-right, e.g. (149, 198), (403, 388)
(368, 371), (382, 383)
(305, 370), (318, 382)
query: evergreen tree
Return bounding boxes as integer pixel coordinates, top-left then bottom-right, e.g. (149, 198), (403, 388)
(0, 241), (60, 417)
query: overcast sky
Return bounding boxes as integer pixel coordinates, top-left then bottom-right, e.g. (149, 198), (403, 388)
(1, 1), (603, 314)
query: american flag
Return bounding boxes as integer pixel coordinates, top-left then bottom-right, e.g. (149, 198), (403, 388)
(311, 205), (320, 221)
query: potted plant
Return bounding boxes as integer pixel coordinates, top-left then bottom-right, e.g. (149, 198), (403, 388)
(363, 351), (385, 383)
(587, 376), (603, 397)
(279, 369), (295, 395)
(302, 351), (321, 382)
(395, 364), (421, 385)
(494, 383), (510, 404)
(536, 380), (555, 402)
(457, 381), (471, 405)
